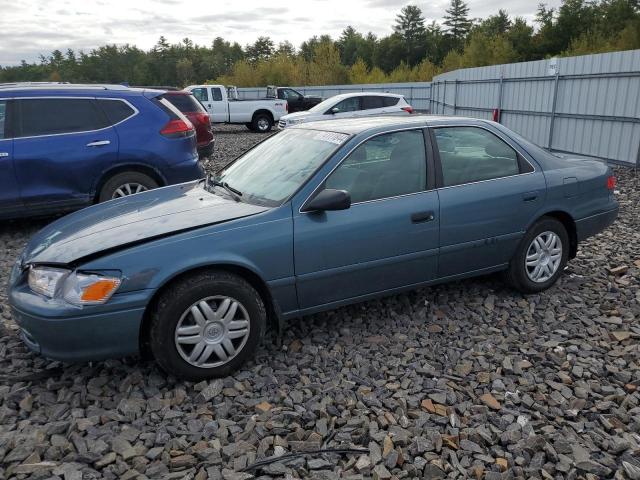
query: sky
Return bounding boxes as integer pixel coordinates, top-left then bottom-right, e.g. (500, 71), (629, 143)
(0, 0), (561, 66)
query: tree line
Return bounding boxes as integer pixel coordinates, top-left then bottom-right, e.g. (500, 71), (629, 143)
(1, 0), (638, 87)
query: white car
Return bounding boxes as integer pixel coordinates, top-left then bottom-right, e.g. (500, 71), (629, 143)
(278, 92), (413, 129)
(185, 85), (288, 132)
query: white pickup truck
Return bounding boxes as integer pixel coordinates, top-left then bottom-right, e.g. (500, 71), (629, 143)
(185, 85), (288, 132)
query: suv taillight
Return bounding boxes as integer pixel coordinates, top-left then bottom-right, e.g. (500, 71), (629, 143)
(402, 106), (413, 114)
(161, 119), (194, 138)
(607, 175), (616, 190)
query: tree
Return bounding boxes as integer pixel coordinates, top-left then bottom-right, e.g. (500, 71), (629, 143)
(393, 5), (427, 65)
(245, 36), (274, 63)
(478, 10), (511, 36)
(443, 0), (473, 46)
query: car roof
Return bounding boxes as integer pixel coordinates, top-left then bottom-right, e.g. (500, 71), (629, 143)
(0, 83), (164, 97)
(330, 92), (404, 100)
(292, 114), (492, 135)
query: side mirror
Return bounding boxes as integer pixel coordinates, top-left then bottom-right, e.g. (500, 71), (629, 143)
(330, 106), (340, 114)
(302, 189), (351, 212)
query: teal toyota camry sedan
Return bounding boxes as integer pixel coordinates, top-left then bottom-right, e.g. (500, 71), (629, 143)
(8, 116), (618, 380)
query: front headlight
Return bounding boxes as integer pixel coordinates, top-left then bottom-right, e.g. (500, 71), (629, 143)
(28, 266), (70, 298)
(62, 271), (121, 306)
(28, 266), (121, 305)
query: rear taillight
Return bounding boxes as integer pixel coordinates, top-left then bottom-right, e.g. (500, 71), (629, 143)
(160, 119), (194, 138)
(195, 112), (210, 126)
(402, 106), (413, 114)
(286, 102), (289, 112)
(607, 175), (616, 190)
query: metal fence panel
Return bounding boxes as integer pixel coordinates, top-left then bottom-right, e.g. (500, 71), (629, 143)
(430, 49), (640, 165)
(237, 82), (432, 111)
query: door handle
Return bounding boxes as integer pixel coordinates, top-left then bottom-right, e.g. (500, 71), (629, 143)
(0, 152), (8, 158)
(411, 211), (435, 223)
(523, 191), (538, 202)
(86, 140), (111, 147)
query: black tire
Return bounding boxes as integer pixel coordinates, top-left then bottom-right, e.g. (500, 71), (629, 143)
(252, 113), (273, 133)
(98, 171), (158, 202)
(505, 217), (569, 293)
(245, 123), (255, 131)
(149, 271), (266, 381)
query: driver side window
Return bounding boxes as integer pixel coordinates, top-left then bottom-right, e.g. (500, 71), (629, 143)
(327, 97), (360, 114)
(325, 130), (427, 203)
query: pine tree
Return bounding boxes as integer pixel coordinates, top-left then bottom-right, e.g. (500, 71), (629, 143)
(443, 0), (473, 44)
(393, 5), (427, 65)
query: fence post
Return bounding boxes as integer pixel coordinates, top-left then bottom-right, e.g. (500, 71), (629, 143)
(453, 80), (458, 116)
(410, 86), (414, 109)
(497, 74), (504, 124)
(442, 81), (447, 115)
(548, 73), (560, 150)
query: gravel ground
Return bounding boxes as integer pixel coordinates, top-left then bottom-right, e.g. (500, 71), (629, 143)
(1, 125), (639, 480)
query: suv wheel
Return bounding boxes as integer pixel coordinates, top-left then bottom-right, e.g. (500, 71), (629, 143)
(252, 113), (273, 133)
(505, 217), (569, 293)
(99, 172), (158, 202)
(149, 271), (266, 380)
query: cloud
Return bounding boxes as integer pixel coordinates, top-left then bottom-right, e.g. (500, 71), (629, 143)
(0, 0), (559, 65)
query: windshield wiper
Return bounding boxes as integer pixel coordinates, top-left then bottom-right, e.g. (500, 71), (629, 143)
(205, 174), (243, 201)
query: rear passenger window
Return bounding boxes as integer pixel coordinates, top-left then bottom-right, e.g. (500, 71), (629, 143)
(98, 99), (135, 125)
(362, 96), (384, 110)
(434, 127), (523, 187)
(211, 88), (223, 101)
(383, 96), (400, 107)
(0, 101), (6, 139)
(17, 98), (107, 137)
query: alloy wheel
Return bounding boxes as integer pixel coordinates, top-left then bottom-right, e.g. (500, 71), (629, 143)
(174, 296), (250, 368)
(112, 182), (148, 198)
(525, 231), (563, 283)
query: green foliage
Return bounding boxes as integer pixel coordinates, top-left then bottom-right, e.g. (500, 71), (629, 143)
(1, 0), (638, 86)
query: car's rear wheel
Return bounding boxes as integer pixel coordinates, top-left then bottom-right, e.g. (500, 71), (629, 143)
(99, 172), (158, 202)
(149, 271), (266, 380)
(252, 113), (273, 133)
(505, 217), (569, 293)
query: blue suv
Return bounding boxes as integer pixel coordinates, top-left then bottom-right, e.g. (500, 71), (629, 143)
(0, 83), (203, 219)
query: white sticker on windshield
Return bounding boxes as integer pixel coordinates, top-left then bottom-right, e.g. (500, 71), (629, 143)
(313, 131), (349, 145)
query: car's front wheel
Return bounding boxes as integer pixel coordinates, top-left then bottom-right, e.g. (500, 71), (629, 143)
(505, 217), (569, 293)
(149, 271), (266, 380)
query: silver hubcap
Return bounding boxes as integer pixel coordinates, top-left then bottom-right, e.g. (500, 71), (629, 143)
(112, 183), (147, 198)
(257, 118), (269, 131)
(174, 296), (250, 368)
(525, 231), (562, 283)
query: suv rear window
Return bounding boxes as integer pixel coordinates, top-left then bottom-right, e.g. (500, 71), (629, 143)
(17, 98), (107, 137)
(98, 99), (136, 125)
(161, 93), (206, 113)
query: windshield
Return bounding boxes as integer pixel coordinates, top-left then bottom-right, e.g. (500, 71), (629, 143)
(308, 96), (344, 113)
(216, 129), (350, 206)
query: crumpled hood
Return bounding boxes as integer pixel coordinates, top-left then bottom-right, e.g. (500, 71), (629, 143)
(22, 181), (269, 265)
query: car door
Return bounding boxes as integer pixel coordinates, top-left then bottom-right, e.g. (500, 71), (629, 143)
(432, 125), (546, 278)
(12, 97), (119, 211)
(281, 88), (303, 112)
(293, 128), (439, 309)
(0, 99), (22, 215)
(192, 87), (227, 123)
